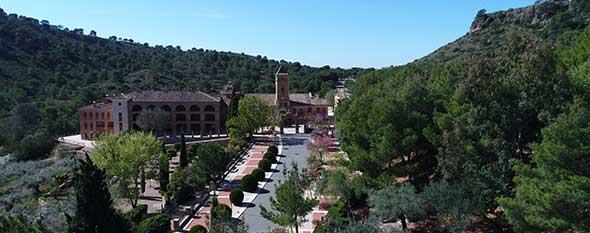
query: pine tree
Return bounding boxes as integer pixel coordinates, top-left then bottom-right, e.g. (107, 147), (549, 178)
(179, 133), (188, 168)
(67, 154), (130, 233)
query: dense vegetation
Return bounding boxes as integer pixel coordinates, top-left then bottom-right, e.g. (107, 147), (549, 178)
(0, 7), (361, 156)
(335, 0), (590, 232)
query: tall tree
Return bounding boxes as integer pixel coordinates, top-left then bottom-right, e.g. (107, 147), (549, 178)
(67, 154), (130, 233)
(260, 164), (317, 233)
(190, 144), (233, 183)
(90, 132), (161, 208)
(159, 143), (170, 193)
(179, 133), (188, 168)
(498, 101), (590, 233)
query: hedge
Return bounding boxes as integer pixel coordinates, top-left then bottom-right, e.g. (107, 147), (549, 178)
(263, 151), (277, 163)
(252, 168), (266, 181)
(188, 225), (207, 233)
(211, 204), (232, 223)
(135, 214), (170, 233)
(230, 189), (244, 206)
(241, 174), (258, 192)
(258, 158), (272, 172)
(268, 145), (279, 155)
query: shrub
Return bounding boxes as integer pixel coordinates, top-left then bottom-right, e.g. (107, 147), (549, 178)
(211, 204), (232, 223)
(135, 214), (169, 233)
(188, 225), (207, 233)
(313, 223), (326, 233)
(268, 145), (279, 155)
(258, 158), (272, 171)
(127, 204), (148, 224)
(326, 199), (349, 226)
(230, 189), (244, 206)
(240, 174), (258, 192)
(252, 168), (266, 181)
(263, 151), (277, 163)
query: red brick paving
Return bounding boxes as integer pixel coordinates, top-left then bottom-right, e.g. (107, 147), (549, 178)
(243, 166), (257, 174)
(246, 160), (261, 166)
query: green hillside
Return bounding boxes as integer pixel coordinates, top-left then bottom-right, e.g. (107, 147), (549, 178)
(336, 0), (590, 231)
(0, 7), (362, 151)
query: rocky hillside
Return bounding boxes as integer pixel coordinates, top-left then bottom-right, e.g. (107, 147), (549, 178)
(423, 0), (590, 62)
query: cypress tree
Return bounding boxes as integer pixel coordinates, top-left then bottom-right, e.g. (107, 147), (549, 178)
(159, 142), (170, 192)
(67, 154), (130, 233)
(179, 133), (188, 167)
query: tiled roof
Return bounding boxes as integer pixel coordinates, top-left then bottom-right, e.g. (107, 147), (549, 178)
(289, 93), (330, 106)
(124, 91), (220, 103)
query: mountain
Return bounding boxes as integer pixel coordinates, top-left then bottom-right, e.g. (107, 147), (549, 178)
(422, 0), (590, 62)
(0, 7), (362, 136)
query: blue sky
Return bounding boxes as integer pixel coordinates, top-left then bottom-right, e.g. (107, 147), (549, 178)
(2, 0), (533, 68)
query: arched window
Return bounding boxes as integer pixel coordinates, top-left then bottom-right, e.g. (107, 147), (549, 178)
(175, 105), (186, 112)
(161, 105), (172, 112)
(204, 105), (215, 112)
(131, 105), (142, 112)
(190, 105), (200, 112)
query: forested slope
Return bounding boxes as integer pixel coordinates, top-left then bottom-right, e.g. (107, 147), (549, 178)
(0, 7), (361, 151)
(336, 0), (590, 232)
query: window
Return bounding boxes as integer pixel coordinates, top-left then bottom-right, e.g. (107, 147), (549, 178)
(118, 112), (123, 121)
(175, 105), (186, 112)
(89, 113), (93, 120)
(307, 107), (312, 113)
(108, 122), (114, 128)
(101, 112), (105, 119)
(190, 114), (201, 121)
(190, 105), (200, 112)
(90, 123), (94, 130)
(204, 105), (215, 112)
(205, 124), (216, 131)
(131, 105), (142, 112)
(82, 112), (86, 119)
(322, 108), (327, 113)
(205, 114), (215, 121)
(176, 114), (186, 121)
(84, 123), (88, 130)
(161, 105), (172, 112)
(95, 113), (99, 119)
(316, 108), (320, 113)
(96, 122), (105, 128)
(107, 112), (110, 119)
(132, 113), (139, 121)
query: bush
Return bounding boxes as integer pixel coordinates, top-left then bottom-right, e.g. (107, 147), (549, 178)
(326, 199), (349, 226)
(240, 174), (258, 192)
(229, 189), (244, 206)
(252, 168), (266, 181)
(263, 151), (277, 163)
(135, 214), (169, 233)
(268, 145), (278, 155)
(188, 225), (207, 233)
(258, 158), (272, 171)
(313, 223), (326, 233)
(127, 204), (148, 224)
(211, 204), (232, 223)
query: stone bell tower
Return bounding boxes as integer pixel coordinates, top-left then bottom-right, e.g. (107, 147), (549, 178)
(275, 65), (290, 112)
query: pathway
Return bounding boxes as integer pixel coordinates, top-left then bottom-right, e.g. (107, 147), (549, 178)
(243, 134), (312, 233)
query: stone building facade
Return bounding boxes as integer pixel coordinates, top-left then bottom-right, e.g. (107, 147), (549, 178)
(79, 66), (330, 139)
